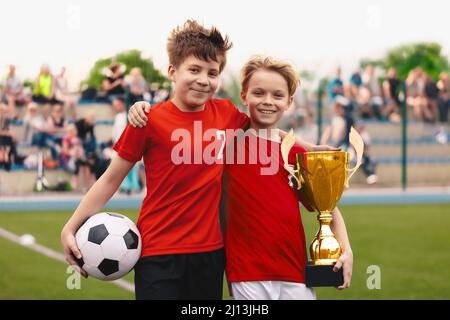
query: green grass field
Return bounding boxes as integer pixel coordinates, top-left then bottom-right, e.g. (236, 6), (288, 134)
(0, 204), (449, 299)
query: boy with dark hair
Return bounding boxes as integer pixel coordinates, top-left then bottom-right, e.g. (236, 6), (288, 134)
(61, 20), (248, 300)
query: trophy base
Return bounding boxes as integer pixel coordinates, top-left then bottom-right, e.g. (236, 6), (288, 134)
(305, 264), (344, 287)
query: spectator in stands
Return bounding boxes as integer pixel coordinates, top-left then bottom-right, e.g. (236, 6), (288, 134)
(125, 67), (147, 112)
(54, 67), (77, 120)
(112, 97), (127, 144)
(424, 73), (439, 122)
(327, 67), (344, 103)
(30, 104), (60, 160)
(61, 124), (91, 192)
(406, 67), (431, 121)
(95, 140), (113, 179)
(112, 96), (140, 194)
(152, 86), (171, 103)
(148, 82), (160, 102)
(48, 103), (68, 150)
(0, 103), (18, 171)
(74, 112), (97, 188)
(293, 109), (319, 145)
(350, 70), (362, 88)
(54, 67), (68, 97)
(1, 65), (29, 119)
(359, 64), (383, 120)
(75, 112), (96, 156)
(22, 102), (39, 144)
(292, 86), (313, 119)
(437, 72), (450, 123)
(347, 70), (362, 101)
(100, 62), (125, 103)
(321, 95), (354, 149)
(32, 64), (61, 105)
(354, 123), (378, 185)
(50, 103), (68, 131)
(382, 67), (401, 123)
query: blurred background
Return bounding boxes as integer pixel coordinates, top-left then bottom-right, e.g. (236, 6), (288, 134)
(0, 0), (449, 299)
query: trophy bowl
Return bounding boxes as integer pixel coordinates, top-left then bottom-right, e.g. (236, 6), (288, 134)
(297, 151), (349, 286)
(296, 151), (348, 214)
(281, 128), (364, 287)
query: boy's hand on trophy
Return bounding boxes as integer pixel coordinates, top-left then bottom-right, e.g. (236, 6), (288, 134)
(128, 101), (151, 128)
(334, 251), (353, 290)
(313, 144), (341, 152)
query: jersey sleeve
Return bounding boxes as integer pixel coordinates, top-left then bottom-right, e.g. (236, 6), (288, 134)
(226, 100), (250, 130)
(113, 124), (150, 162)
(289, 145), (315, 212)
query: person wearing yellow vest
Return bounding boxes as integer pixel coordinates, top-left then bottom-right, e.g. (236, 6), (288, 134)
(32, 64), (62, 105)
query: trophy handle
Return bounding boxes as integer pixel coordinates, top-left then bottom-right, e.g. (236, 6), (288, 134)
(281, 129), (303, 190)
(284, 164), (303, 190)
(345, 127), (365, 188)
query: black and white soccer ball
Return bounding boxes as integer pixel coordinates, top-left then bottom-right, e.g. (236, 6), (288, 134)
(75, 212), (142, 281)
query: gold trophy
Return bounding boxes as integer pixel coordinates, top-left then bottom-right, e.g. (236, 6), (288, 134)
(281, 127), (364, 287)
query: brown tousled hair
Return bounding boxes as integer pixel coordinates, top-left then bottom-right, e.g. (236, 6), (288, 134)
(167, 20), (232, 72)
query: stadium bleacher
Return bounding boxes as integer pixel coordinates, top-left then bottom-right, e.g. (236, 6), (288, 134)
(1, 103), (450, 194)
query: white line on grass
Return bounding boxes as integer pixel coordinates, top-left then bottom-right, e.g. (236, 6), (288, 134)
(0, 226), (135, 293)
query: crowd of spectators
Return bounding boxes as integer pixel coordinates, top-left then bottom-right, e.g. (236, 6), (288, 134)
(290, 65), (450, 185)
(325, 64), (450, 124)
(1, 61), (449, 190)
(0, 62), (170, 193)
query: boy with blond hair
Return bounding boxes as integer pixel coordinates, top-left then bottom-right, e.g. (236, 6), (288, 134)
(222, 56), (352, 300)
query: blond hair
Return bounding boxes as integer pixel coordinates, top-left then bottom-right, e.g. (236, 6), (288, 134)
(241, 56), (300, 97)
(167, 20), (232, 72)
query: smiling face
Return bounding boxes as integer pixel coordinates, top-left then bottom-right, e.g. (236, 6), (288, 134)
(168, 55), (221, 112)
(242, 69), (292, 130)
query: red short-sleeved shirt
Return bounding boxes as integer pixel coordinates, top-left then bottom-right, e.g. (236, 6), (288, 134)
(223, 134), (310, 283)
(113, 99), (249, 257)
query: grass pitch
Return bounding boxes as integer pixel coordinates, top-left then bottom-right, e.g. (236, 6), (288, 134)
(0, 204), (449, 299)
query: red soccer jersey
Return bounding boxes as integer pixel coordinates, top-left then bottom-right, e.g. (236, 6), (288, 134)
(113, 99), (248, 257)
(223, 134), (310, 283)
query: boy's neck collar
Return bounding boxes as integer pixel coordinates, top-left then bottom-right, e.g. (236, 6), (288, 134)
(171, 97), (205, 112)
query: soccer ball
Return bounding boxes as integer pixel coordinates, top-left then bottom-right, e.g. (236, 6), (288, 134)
(75, 212), (142, 281)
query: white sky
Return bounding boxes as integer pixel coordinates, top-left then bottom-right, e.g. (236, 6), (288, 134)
(1, 0), (449, 90)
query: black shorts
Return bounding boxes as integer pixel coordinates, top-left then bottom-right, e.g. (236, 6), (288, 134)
(134, 248), (225, 300)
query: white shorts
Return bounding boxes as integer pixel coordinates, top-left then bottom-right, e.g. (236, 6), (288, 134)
(231, 281), (316, 300)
